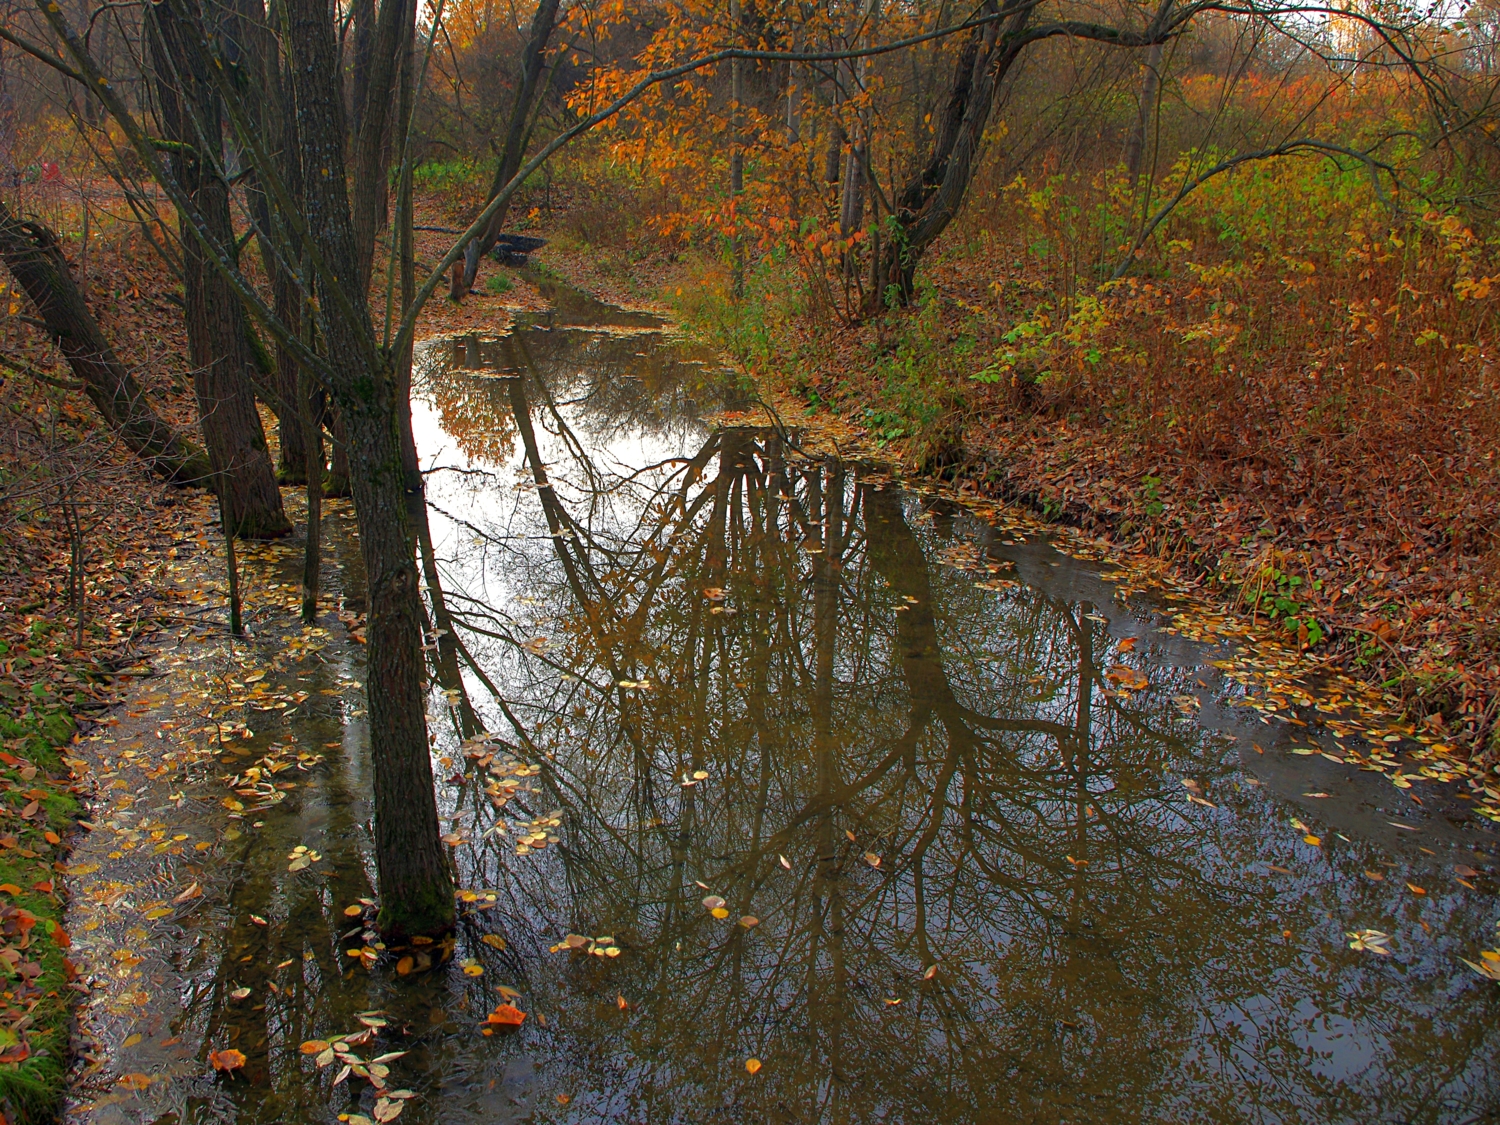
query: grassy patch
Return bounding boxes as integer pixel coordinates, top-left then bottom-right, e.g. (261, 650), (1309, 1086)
(0, 656), (81, 1124)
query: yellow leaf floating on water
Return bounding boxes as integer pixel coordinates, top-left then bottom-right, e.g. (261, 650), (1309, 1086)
(299, 1040), (329, 1054)
(395, 956), (414, 975)
(864, 853), (881, 868)
(745, 1058), (762, 1075)
(1303, 835), (1321, 846)
(711, 907), (730, 919)
(343, 904), (363, 917)
(481, 934), (507, 950)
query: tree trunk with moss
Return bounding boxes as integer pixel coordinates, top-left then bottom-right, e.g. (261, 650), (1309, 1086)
(286, 0), (453, 938)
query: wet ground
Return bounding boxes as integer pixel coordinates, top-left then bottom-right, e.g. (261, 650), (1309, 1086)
(64, 280), (1500, 1124)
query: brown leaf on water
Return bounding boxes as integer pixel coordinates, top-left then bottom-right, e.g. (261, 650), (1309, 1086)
(395, 956), (414, 975)
(299, 1040), (329, 1054)
(173, 882), (202, 904)
(1455, 864), (1480, 878)
(118, 1072), (150, 1090)
(1364, 870), (1384, 880)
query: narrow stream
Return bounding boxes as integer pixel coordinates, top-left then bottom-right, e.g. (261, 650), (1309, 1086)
(68, 281), (1500, 1125)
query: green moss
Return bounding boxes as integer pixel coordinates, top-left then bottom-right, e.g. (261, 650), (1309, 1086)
(377, 882), (456, 942)
(0, 704), (81, 1124)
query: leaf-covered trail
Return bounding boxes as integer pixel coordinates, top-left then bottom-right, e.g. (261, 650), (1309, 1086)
(61, 498), (380, 1121)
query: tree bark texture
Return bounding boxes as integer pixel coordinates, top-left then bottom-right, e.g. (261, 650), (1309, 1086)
(149, 0), (290, 537)
(0, 199), (211, 484)
(286, 0), (453, 938)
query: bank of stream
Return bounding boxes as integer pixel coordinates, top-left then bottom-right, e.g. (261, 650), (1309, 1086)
(62, 275), (1500, 1124)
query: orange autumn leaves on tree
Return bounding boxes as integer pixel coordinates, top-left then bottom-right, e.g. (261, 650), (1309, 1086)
(563, 0), (947, 277)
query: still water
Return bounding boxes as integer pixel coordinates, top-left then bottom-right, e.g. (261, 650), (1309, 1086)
(68, 280), (1500, 1124)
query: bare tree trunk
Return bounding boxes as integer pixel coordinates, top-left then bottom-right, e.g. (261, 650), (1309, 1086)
(149, 0), (290, 537)
(1124, 36), (1167, 178)
(287, 0), (454, 939)
(350, 0), (412, 293)
(452, 0), (562, 298)
(0, 199), (211, 483)
(730, 0), (745, 296)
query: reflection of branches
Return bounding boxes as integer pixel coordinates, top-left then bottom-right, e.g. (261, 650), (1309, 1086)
(413, 333), (1498, 1121)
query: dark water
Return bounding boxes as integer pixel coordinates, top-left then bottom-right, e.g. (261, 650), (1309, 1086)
(69, 288), (1500, 1125)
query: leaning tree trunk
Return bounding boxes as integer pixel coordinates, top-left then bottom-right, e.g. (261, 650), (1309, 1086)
(286, 0), (454, 939)
(0, 198), (210, 484)
(451, 0), (562, 298)
(149, 0), (289, 538)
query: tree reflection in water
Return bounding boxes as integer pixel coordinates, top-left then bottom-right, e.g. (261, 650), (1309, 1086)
(401, 324), (1500, 1125)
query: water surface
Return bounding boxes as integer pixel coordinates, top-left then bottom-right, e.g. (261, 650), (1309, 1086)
(68, 286), (1500, 1125)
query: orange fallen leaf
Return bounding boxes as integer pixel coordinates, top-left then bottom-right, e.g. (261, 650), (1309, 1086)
(396, 956), (414, 975)
(617, 994), (629, 1010)
(117, 1072), (150, 1090)
(299, 1040), (329, 1054)
(922, 964), (939, 980)
(1406, 882), (1426, 895)
(745, 1057), (762, 1075)
(0, 883), (20, 896)
(485, 1003), (526, 1027)
(209, 1048), (246, 1072)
